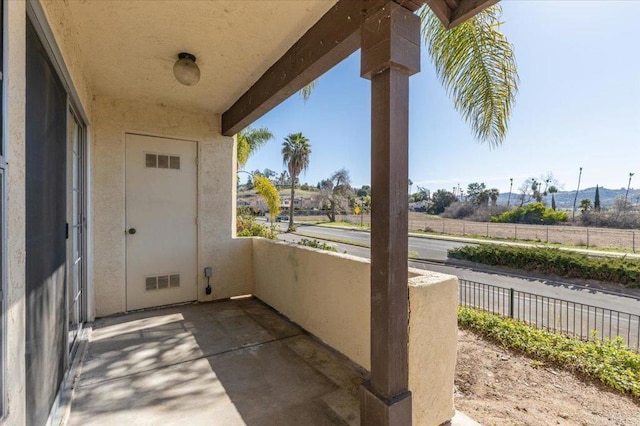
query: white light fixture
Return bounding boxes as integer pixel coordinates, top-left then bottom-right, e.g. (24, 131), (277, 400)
(173, 52), (200, 86)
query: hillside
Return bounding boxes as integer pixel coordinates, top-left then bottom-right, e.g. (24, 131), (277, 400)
(497, 187), (640, 209)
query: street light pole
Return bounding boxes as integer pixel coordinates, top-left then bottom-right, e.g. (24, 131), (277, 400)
(624, 172), (635, 212)
(572, 167), (583, 222)
(507, 177), (513, 207)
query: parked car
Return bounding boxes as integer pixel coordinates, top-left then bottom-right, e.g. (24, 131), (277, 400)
(275, 214), (289, 222)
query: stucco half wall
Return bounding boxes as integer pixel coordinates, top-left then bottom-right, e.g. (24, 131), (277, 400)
(408, 272), (458, 426)
(252, 238), (371, 369)
(252, 239), (459, 425)
(91, 96), (252, 317)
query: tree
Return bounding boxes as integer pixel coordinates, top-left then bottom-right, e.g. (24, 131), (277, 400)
(580, 198), (592, 213)
(253, 175), (281, 223)
(277, 170), (289, 187)
(517, 178), (537, 207)
(420, 6), (518, 146)
(488, 188), (500, 207)
(548, 185), (558, 210)
(356, 185), (371, 197)
(236, 127), (274, 168)
(594, 185), (601, 211)
(281, 132), (311, 231)
(410, 186), (431, 203)
(430, 189), (457, 214)
(262, 168), (277, 180)
(320, 168), (353, 222)
(301, 5), (518, 146)
(466, 182), (487, 205)
(518, 175), (559, 207)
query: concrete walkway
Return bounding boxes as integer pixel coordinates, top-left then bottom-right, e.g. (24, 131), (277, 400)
(67, 297), (365, 425)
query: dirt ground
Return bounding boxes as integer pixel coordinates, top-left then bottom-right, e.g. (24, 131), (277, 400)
(455, 329), (640, 425)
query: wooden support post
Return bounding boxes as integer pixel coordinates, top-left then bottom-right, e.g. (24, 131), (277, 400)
(360, 3), (420, 425)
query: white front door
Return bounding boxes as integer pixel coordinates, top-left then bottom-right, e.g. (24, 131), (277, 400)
(125, 133), (197, 311)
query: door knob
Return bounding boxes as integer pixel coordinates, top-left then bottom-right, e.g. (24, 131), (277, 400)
(128, 228), (137, 235)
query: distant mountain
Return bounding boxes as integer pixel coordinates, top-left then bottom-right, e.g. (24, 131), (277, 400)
(496, 187), (640, 209)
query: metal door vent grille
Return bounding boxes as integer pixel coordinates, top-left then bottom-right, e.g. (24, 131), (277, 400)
(145, 153), (181, 170)
(145, 154), (157, 168)
(170, 156), (180, 169)
(145, 274), (180, 291)
(145, 276), (157, 291)
(158, 155), (169, 169)
(170, 274), (180, 287)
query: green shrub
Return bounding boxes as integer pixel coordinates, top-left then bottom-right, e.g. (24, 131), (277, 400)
(491, 202), (568, 225)
(297, 238), (337, 252)
(458, 307), (640, 398)
(236, 215), (277, 239)
(448, 244), (640, 287)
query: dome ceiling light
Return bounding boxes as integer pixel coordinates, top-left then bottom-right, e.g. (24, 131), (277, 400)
(173, 52), (200, 86)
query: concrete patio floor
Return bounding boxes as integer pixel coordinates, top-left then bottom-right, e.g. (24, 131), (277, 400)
(66, 297), (366, 425)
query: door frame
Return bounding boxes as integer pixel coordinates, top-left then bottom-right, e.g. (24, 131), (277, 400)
(66, 105), (87, 358)
(123, 132), (199, 311)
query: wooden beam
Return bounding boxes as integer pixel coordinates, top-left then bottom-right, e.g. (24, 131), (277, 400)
(450, 0), (499, 27)
(221, 0), (497, 136)
(427, 0), (498, 28)
(222, 0), (395, 136)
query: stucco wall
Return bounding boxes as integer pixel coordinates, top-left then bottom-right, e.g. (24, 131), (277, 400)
(408, 273), (458, 426)
(253, 239), (458, 424)
(3, 1), (27, 425)
(252, 238), (371, 369)
(39, 0), (94, 120)
(91, 96), (252, 316)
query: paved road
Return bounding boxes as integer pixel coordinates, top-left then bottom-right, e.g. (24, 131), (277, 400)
(276, 223), (640, 348)
(291, 222), (468, 261)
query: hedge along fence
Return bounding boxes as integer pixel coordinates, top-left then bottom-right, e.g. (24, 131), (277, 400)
(459, 307), (640, 398)
(448, 244), (640, 288)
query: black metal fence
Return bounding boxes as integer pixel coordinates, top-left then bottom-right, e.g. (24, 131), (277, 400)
(459, 279), (640, 352)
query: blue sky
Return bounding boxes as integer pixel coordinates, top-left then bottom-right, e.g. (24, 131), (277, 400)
(243, 1), (640, 194)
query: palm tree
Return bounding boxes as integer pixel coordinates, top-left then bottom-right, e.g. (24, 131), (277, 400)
(281, 133), (311, 231)
(301, 5), (518, 146)
(236, 126), (274, 169)
(420, 6), (518, 146)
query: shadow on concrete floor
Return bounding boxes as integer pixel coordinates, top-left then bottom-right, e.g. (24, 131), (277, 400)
(67, 297), (366, 426)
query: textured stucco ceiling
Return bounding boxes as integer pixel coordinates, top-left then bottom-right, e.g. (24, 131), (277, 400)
(62, 0), (337, 115)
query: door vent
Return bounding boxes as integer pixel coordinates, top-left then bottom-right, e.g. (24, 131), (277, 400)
(145, 153), (181, 170)
(170, 274), (180, 287)
(157, 275), (169, 289)
(169, 156), (180, 170)
(145, 274), (180, 291)
(158, 155), (169, 169)
(145, 154), (157, 168)
(145, 276), (157, 291)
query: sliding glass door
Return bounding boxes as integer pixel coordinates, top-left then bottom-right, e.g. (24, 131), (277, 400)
(67, 108), (86, 355)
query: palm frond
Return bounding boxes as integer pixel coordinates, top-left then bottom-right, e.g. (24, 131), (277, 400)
(300, 80), (317, 101)
(420, 5), (518, 147)
(237, 126), (274, 167)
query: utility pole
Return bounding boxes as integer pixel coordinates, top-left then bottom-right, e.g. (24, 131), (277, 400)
(572, 167), (583, 222)
(624, 172), (635, 212)
(507, 177), (513, 207)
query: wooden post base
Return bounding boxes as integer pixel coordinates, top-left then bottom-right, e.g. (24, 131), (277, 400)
(360, 382), (412, 426)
